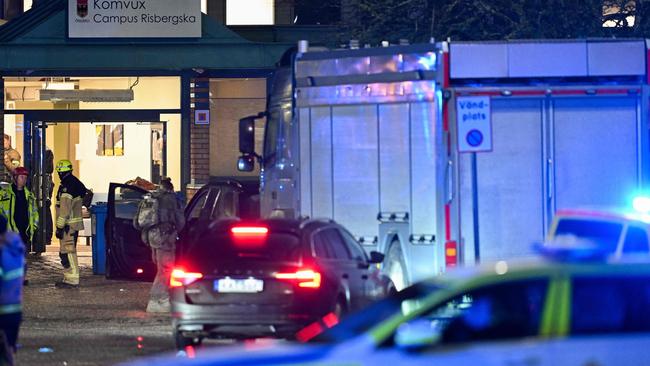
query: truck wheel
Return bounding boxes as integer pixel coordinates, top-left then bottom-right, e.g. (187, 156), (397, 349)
(384, 241), (407, 291)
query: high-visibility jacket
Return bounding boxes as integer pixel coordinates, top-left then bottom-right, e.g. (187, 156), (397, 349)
(0, 185), (39, 241)
(0, 232), (25, 314)
(56, 174), (86, 232)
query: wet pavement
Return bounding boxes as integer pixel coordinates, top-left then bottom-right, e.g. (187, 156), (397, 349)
(15, 246), (176, 365)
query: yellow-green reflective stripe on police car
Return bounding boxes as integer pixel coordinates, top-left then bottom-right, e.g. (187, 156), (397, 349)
(2, 268), (24, 281)
(540, 279), (560, 337)
(555, 277), (571, 336)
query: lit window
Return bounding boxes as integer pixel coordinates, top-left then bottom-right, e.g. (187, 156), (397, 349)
(226, 0), (274, 25)
(201, 0), (207, 14)
(24, 0), (33, 12)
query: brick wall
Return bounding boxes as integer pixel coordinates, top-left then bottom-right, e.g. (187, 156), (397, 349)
(188, 78), (210, 200)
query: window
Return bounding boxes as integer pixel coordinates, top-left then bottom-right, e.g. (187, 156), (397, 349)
(188, 232), (302, 265)
(188, 191), (209, 220)
(313, 229), (352, 260)
(622, 226), (649, 253)
(554, 218), (623, 253)
(226, 0), (274, 25)
(571, 276), (650, 334)
(402, 279), (548, 345)
(263, 114), (279, 167)
(340, 230), (367, 262)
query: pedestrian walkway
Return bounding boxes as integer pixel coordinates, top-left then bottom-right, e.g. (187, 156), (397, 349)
(17, 246), (176, 365)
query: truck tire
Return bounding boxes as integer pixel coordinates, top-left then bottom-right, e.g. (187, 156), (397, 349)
(384, 241), (407, 291)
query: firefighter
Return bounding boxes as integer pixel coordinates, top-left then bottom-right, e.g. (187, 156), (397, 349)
(3, 134), (21, 176)
(54, 159), (86, 289)
(0, 167), (39, 254)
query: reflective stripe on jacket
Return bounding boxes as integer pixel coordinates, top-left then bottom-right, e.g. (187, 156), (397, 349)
(56, 174), (86, 232)
(0, 185), (39, 241)
(0, 232), (25, 314)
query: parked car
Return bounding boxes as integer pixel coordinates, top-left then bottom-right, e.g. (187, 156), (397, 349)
(124, 246), (650, 365)
(547, 208), (650, 257)
(105, 179), (258, 281)
(170, 218), (393, 349)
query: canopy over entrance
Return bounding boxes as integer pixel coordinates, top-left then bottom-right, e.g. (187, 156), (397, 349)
(0, 0), (292, 72)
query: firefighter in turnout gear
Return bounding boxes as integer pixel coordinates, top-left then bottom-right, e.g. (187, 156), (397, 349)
(54, 160), (86, 289)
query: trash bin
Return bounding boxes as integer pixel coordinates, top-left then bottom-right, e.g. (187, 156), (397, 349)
(90, 202), (108, 275)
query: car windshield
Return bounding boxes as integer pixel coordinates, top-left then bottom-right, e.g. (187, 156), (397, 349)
(185, 231), (302, 266)
(554, 218), (623, 253)
(310, 281), (442, 343)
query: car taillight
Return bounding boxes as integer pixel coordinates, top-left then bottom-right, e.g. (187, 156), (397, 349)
(170, 269), (203, 287)
(275, 269), (321, 288)
(231, 226), (269, 237)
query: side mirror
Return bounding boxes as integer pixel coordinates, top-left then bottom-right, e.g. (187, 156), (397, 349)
(239, 117), (256, 155)
(237, 155), (255, 172)
(368, 251), (385, 264)
(394, 319), (441, 351)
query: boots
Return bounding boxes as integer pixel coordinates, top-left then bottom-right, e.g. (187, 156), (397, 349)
(146, 298), (171, 313)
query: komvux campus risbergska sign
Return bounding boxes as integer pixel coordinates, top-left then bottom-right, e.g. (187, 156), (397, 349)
(68, 0), (201, 38)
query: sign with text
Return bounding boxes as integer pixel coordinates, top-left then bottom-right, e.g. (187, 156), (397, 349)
(456, 96), (492, 153)
(68, 0), (201, 38)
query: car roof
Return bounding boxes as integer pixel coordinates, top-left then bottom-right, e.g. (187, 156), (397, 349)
(422, 257), (650, 289)
(555, 207), (650, 225)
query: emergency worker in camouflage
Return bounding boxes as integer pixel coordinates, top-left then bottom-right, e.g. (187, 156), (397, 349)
(54, 160), (86, 289)
(134, 177), (184, 313)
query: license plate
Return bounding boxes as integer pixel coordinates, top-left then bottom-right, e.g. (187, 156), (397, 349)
(215, 277), (264, 293)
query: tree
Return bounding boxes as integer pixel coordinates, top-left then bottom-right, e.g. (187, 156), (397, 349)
(336, 0), (645, 45)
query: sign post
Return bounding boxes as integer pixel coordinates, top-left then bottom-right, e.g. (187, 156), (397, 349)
(456, 96), (493, 264)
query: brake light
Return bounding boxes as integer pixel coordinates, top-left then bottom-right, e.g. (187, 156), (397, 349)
(136, 268), (144, 274)
(170, 269), (204, 287)
(275, 269), (322, 288)
(445, 241), (458, 267)
(231, 226), (269, 237)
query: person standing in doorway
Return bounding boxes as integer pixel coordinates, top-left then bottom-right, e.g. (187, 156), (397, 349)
(54, 160), (86, 289)
(3, 135), (20, 177)
(133, 177), (185, 312)
(0, 167), (39, 255)
(0, 215), (25, 365)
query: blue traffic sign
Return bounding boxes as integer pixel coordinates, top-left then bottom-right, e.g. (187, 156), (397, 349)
(466, 129), (484, 147)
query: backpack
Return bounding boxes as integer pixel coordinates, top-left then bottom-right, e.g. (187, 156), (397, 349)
(134, 194), (160, 231)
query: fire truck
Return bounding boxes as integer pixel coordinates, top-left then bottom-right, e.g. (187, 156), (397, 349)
(237, 39), (650, 290)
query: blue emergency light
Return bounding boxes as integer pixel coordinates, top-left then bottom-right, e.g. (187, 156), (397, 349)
(633, 196), (650, 214)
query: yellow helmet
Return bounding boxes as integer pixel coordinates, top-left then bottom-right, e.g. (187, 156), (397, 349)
(56, 159), (73, 173)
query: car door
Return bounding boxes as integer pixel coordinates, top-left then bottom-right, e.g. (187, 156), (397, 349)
(106, 183), (155, 281)
(177, 185), (215, 258)
(338, 228), (380, 306)
(319, 227), (367, 312)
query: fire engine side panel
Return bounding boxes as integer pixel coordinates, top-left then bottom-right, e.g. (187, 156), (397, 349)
(553, 97), (640, 210)
(298, 107), (312, 216)
(378, 103), (411, 214)
(331, 105), (380, 238)
(460, 98), (545, 263)
(309, 106), (334, 219)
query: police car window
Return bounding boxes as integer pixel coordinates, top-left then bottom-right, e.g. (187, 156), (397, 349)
(399, 279), (548, 345)
(339, 230), (367, 262)
(263, 113), (279, 168)
(622, 226), (649, 253)
(571, 276), (650, 334)
(323, 229), (352, 260)
(554, 218), (622, 253)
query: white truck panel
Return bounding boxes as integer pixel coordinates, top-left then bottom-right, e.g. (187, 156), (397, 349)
(299, 107), (312, 216)
(587, 42), (646, 76)
(410, 102), (440, 238)
(450, 43), (509, 79)
(460, 98), (546, 263)
(332, 105), (380, 238)
(508, 42), (588, 78)
(379, 103), (411, 214)
(309, 106), (334, 219)
(553, 97), (640, 210)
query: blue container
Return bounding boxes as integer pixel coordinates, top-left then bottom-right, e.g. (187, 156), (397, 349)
(90, 203), (108, 275)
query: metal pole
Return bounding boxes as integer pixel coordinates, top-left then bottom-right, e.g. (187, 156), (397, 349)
(38, 122), (47, 253)
(471, 152), (480, 264)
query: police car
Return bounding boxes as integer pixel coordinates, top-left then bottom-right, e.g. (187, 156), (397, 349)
(123, 245), (650, 366)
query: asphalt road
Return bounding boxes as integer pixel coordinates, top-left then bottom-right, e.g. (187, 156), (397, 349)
(15, 250), (177, 366)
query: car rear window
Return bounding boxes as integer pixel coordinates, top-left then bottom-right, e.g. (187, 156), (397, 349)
(554, 218), (623, 253)
(185, 231), (302, 264)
